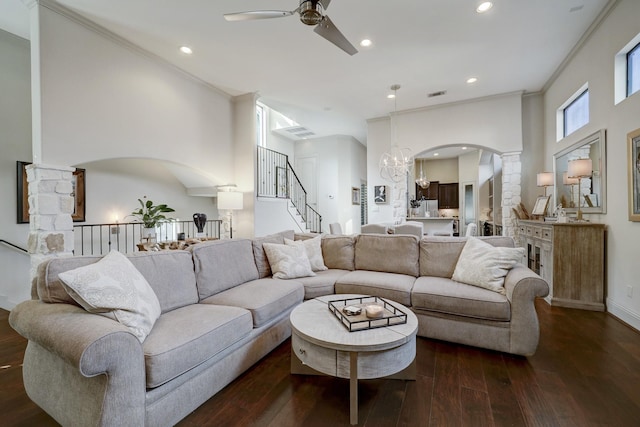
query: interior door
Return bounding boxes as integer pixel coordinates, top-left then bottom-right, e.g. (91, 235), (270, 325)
(295, 156), (318, 210)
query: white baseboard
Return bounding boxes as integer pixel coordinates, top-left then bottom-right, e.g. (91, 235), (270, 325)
(607, 298), (640, 332)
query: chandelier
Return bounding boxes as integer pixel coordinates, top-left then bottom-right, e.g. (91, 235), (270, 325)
(379, 84), (413, 183)
(415, 158), (430, 189)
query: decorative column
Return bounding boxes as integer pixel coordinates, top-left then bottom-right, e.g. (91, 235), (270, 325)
(26, 164), (75, 281)
(391, 182), (407, 225)
(500, 152), (522, 238)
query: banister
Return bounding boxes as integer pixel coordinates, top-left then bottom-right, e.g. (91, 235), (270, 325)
(0, 239), (28, 254)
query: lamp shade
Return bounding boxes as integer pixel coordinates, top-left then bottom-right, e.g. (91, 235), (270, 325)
(562, 172), (579, 185)
(567, 159), (592, 178)
(217, 191), (243, 210)
(536, 172), (554, 187)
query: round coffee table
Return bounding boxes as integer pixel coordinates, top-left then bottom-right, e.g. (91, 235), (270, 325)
(290, 294), (418, 425)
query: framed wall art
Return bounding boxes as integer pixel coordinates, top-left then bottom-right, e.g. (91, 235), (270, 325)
(351, 187), (360, 205)
(17, 161), (86, 223)
(374, 185), (387, 204)
(628, 128), (640, 221)
(531, 195), (550, 216)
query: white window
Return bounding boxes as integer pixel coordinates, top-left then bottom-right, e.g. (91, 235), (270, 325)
(557, 83), (589, 141)
(614, 32), (640, 104)
(628, 42), (640, 97)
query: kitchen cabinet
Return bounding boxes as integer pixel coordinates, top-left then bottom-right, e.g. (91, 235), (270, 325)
(438, 183), (459, 209)
(416, 181), (438, 200)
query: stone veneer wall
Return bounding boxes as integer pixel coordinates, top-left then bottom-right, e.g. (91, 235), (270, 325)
(501, 152), (522, 238)
(26, 164), (75, 281)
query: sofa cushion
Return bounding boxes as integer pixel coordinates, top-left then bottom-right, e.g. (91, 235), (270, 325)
(285, 236), (327, 272)
(294, 269), (350, 299)
(452, 237), (524, 294)
(58, 250), (161, 343)
(335, 270), (416, 306)
(143, 304), (252, 388)
(263, 242), (315, 280)
(252, 230), (295, 278)
(191, 239), (260, 300)
(419, 236), (516, 278)
(355, 234), (420, 277)
(412, 276), (511, 321)
(321, 235), (356, 271)
(200, 278), (304, 327)
(37, 251), (199, 314)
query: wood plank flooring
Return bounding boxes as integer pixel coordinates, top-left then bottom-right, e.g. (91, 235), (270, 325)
(2, 299), (640, 426)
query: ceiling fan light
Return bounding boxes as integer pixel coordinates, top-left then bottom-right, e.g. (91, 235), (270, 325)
(300, 1), (323, 25)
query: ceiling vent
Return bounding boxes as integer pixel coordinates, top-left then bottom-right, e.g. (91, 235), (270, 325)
(274, 125), (316, 141)
(428, 90), (447, 98)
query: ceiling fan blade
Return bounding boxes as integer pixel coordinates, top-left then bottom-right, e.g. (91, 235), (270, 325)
(319, 0), (332, 10)
(224, 10), (294, 21)
(313, 15), (358, 56)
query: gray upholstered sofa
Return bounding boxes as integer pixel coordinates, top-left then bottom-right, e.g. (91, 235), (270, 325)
(9, 231), (548, 426)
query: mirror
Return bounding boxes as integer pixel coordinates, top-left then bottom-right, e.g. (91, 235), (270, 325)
(553, 129), (606, 214)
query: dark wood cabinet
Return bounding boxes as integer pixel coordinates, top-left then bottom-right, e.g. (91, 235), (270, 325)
(438, 183), (459, 208)
(416, 181), (438, 200)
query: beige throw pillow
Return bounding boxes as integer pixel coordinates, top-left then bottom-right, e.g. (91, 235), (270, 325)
(452, 237), (525, 294)
(284, 236), (327, 272)
(58, 250), (161, 343)
(263, 242), (316, 280)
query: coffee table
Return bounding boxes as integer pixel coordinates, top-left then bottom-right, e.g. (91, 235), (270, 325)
(290, 294), (418, 425)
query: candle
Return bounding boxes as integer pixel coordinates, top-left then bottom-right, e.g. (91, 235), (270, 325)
(365, 304), (384, 319)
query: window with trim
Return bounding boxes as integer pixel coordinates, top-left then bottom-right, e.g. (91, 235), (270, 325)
(628, 42), (640, 97)
(563, 89), (589, 138)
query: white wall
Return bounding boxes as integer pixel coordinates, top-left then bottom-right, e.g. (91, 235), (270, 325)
(295, 135), (367, 234)
(0, 29), (31, 309)
(35, 3), (234, 188)
(367, 92), (526, 225)
(542, 0), (640, 330)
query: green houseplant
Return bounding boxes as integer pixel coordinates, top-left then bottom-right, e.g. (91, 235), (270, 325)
(130, 197), (175, 237)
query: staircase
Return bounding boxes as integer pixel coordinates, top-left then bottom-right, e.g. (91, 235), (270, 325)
(257, 146), (322, 233)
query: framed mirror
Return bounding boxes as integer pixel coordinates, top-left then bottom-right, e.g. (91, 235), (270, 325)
(553, 129), (606, 214)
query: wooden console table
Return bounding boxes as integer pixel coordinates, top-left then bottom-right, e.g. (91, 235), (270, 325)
(517, 220), (606, 311)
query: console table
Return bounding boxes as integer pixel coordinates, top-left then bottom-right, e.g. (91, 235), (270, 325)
(517, 220), (606, 311)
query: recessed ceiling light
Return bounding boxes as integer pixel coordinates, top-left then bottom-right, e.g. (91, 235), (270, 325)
(461, 146), (468, 150)
(466, 77), (478, 84)
(360, 39), (372, 47)
(433, 153), (439, 157)
(387, 94), (396, 99)
(476, 2), (493, 13)
(179, 46), (193, 55)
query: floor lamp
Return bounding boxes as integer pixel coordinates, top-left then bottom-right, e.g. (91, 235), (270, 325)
(567, 158), (592, 221)
(217, 190), (243, 238)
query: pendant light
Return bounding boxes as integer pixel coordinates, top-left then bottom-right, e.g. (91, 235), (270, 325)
(379, 84), (413, 183)
(415, 158), (430, 189)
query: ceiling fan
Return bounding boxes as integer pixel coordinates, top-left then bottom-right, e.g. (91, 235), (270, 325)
(224, 0), (358, 56)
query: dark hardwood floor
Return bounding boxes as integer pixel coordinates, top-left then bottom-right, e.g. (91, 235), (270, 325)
(2, 300), (640, 426)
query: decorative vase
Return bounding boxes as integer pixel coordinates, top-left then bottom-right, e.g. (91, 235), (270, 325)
(193, 213), (207, 237)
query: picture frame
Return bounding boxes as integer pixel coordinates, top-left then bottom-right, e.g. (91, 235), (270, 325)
(351, 187), (360, 205)
(17, 161), (86, 223)
(374, 185), (387, 204)
(531, 195), (550, 216)
(627, 128), (640, 221)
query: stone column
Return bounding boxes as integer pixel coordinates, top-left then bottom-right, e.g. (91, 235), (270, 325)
(500, 152), (522, 238)
(26, 164), (75, 281)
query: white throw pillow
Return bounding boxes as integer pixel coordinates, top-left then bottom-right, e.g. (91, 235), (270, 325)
(452, 237), (525, 294)
(58, 250), (161, 343)
(263, 242), (316, 280)
(284, 236), (328, 272)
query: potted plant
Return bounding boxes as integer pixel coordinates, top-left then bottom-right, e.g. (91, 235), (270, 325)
(130, 197), (175, 239)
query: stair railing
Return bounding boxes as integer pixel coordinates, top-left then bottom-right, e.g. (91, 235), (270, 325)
(257, 146), (322, 233)
(0, 239), (28, 254)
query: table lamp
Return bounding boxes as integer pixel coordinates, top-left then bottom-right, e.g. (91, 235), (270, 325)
(567, 158), (592, 221)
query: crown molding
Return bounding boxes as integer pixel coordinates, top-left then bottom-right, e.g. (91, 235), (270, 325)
(36, 0), (231, 100)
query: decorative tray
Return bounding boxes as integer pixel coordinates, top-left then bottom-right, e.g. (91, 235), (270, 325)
(327, 296), (408, 332)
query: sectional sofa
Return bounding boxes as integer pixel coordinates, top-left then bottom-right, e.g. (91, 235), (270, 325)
(9, 231), (548, 426)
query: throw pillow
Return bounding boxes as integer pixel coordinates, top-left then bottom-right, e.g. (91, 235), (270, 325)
(452, 236), (525, 294)
(262, 242), (316, 280)
(58, 250), (161, 343)
(284, 236), (328, 272)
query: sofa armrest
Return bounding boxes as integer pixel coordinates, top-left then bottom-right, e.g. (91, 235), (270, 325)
(503, 264), (550, 356)
(9, 300), (146, 425)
